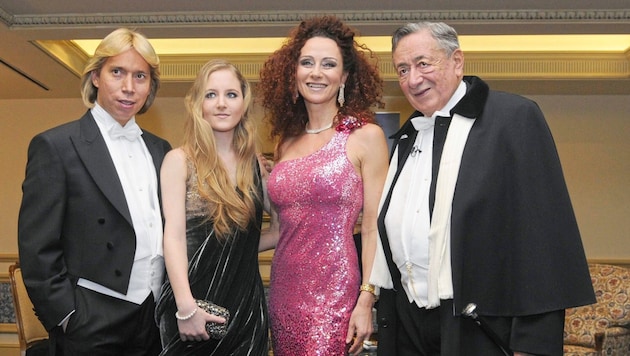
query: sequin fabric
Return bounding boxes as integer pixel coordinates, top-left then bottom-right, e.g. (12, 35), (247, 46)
(267, 127), (364, 355)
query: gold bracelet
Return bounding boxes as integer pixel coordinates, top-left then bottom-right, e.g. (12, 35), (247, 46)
(359, 283), (376, 296)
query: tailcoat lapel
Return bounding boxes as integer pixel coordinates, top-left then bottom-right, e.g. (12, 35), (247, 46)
(71, 112), (133, 225)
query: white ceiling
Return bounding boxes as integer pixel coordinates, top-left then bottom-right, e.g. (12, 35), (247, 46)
(1, 0), (629, 99)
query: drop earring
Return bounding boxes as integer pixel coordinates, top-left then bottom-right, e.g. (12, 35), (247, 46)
(337, 84), (345, 107)
(292, 88), (300, 104)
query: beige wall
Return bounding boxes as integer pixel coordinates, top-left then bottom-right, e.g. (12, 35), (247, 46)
(1, 93), (628, 262)
(529, 95), (630, 259)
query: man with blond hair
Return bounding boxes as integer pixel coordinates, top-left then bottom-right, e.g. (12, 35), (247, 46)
(18, 28), (171, 355)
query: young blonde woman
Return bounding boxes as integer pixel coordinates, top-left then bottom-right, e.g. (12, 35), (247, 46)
(155, 59), (269, 355)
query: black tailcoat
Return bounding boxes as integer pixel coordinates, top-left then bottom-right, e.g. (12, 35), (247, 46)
(18, 111), (171, 331)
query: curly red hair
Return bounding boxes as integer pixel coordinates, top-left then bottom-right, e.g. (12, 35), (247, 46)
(258, 16), (384, 143)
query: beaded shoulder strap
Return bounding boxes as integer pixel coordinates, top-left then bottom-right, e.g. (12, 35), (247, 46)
(335, 115), (367, 133)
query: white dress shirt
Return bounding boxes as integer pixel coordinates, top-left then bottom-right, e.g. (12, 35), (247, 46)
(383, 81), (467, 306)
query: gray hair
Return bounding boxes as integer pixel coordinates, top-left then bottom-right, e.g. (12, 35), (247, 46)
(392, 22), (460, 57)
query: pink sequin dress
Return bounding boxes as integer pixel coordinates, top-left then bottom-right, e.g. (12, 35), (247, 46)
(267, 118), (365, 356)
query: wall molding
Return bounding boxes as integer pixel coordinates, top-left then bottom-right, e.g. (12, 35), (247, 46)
(1, 252), (629, 279)
(0, 254), (17, 264)
(2, 9), (630, 29)
(0, 252), (628, 337)
(588, 259), (630, 270)
(161, 52), (630, 82)
(0, 324), (15, 333)
(33, 40), (630, 85)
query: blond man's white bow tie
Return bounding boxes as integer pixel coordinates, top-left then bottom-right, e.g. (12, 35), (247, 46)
(109, 122), (142, 141)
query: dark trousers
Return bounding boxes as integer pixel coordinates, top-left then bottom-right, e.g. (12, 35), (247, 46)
(393, 297), (502, 356)
(377, 288), (565, 356)
(50, 287), (161, 356)
(395, 297), (444, 356)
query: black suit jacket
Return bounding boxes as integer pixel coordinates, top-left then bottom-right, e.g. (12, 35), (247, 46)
(18, 111), (171, 330)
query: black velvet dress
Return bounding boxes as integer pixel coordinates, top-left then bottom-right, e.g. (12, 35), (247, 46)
(155, 161), (268, 355)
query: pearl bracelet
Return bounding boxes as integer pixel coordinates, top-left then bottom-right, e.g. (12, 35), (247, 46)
(175, 306), (197, 321)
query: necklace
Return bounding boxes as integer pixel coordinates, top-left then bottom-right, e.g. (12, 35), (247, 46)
(305, 122), (333, 134)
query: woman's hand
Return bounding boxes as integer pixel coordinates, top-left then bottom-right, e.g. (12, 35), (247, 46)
(345, 292), (375, 355)
(257, 153), (274, 175)
(177, 307), (226, 342)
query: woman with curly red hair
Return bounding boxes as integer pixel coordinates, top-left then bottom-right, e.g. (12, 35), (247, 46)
(258, 16), (389, 355)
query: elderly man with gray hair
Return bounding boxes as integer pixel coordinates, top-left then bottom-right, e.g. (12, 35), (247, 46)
(371, 22), (595, 356)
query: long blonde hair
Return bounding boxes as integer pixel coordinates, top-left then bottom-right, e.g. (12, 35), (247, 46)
(182, 59), (259, 239)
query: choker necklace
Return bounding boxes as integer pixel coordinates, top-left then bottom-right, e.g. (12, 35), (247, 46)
(305, 122), (333, 134)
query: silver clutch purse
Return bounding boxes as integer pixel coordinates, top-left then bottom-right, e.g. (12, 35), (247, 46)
(195, 299), (230, 339)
